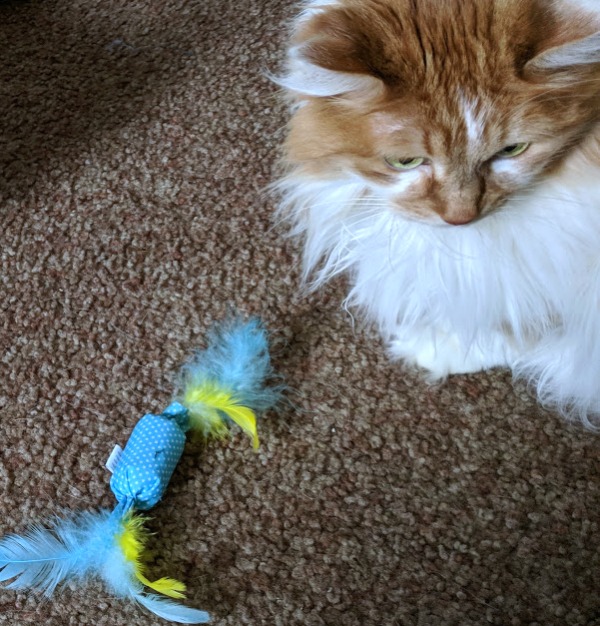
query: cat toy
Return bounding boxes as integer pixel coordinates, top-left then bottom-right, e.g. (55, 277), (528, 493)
(0, 318), (281, 623)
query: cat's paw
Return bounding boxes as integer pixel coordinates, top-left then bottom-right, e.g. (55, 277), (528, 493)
(390, 329), (512, 379)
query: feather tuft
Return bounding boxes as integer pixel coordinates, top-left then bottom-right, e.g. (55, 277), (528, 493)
(133, 589), (211, 624)
(117, 513), (187, 599)
(0, 510), (211, 623)
(176, 317), (282, 447)
(0, 509), (119, 597)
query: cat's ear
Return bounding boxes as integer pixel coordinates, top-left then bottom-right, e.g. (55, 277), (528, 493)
(524, 29), (600, 80)
(276, 7), (383, 98)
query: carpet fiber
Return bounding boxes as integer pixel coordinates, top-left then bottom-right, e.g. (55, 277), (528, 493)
(0, 1), (599, 625)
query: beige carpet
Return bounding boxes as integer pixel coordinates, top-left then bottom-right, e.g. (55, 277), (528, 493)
(0, 1), (599, 625)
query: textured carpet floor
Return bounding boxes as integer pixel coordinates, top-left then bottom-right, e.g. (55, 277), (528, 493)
(0, 1), (599, 625)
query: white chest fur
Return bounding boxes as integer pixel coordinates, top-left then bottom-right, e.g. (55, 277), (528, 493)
(278, 163), (600, 422)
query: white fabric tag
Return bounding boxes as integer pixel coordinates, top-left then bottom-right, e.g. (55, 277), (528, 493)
(105, 444), (123, 474)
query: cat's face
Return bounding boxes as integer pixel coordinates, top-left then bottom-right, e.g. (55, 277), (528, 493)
(283, 0), (600, 225)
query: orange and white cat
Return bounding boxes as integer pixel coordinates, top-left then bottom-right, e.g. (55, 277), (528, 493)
(275, 0), (600, 423)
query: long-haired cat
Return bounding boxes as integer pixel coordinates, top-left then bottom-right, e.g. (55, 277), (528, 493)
(275, 0), (600, 424)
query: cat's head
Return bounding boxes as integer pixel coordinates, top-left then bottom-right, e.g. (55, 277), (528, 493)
(280, 0), (600, 225)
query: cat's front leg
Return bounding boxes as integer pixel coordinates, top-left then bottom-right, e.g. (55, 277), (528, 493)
(389, 327), (515, 379)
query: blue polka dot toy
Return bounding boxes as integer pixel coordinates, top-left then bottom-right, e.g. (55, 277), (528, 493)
(111, 403), (190, 511)
(0, 318), (282, 624)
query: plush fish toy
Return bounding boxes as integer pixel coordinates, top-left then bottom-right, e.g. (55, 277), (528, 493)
(0, 318), (281, 623)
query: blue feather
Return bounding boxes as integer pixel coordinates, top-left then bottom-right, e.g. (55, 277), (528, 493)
(0, 510), (211, 623)
(0, 509), (118, 596)
(134, 592), (211, 624)
(178, 317), (283, 411)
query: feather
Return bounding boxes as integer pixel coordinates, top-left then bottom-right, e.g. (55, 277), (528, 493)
(133, 590), (211, 624)
(182, 383), (259, 449)
(176, 317), (282, 446)
(116, 513), (187, 599)
(0, 510), (211, 623)
(0, 509), (119, 596)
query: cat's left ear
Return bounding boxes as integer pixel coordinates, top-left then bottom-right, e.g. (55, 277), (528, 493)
(275, 6), (384, 98)
(525, 30), (600, 79)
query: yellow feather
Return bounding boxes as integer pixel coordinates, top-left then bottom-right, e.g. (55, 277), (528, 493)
(118, 514), (188, 599)
(136, 573), (187, 599)
(118, 515), (147, 563)
(184, 383), (259, 448)
(220, 404), (259, 450)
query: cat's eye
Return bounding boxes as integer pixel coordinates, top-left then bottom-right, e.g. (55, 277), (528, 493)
(385, 156), (426, 171)
(496, 142), (530, 159)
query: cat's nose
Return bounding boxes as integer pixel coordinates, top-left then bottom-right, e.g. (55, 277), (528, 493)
(443, 214), (477, 226)
(439, 177), (484, 225)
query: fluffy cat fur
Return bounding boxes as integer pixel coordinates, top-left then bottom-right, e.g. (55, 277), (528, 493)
(274, 0), (600, 424)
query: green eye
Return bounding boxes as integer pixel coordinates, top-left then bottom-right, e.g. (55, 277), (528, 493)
(385, 156), (425, 171)
(496, 142), (530, 158)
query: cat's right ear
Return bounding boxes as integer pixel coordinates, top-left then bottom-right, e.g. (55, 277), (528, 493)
(524, 29), (600, 81)
(275, 7), (384, 98)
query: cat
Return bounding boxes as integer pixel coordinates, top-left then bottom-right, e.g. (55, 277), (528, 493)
(274, 0), (600, 424)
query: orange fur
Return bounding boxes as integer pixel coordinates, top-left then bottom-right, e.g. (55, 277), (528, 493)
(284, 0), (600, 224)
